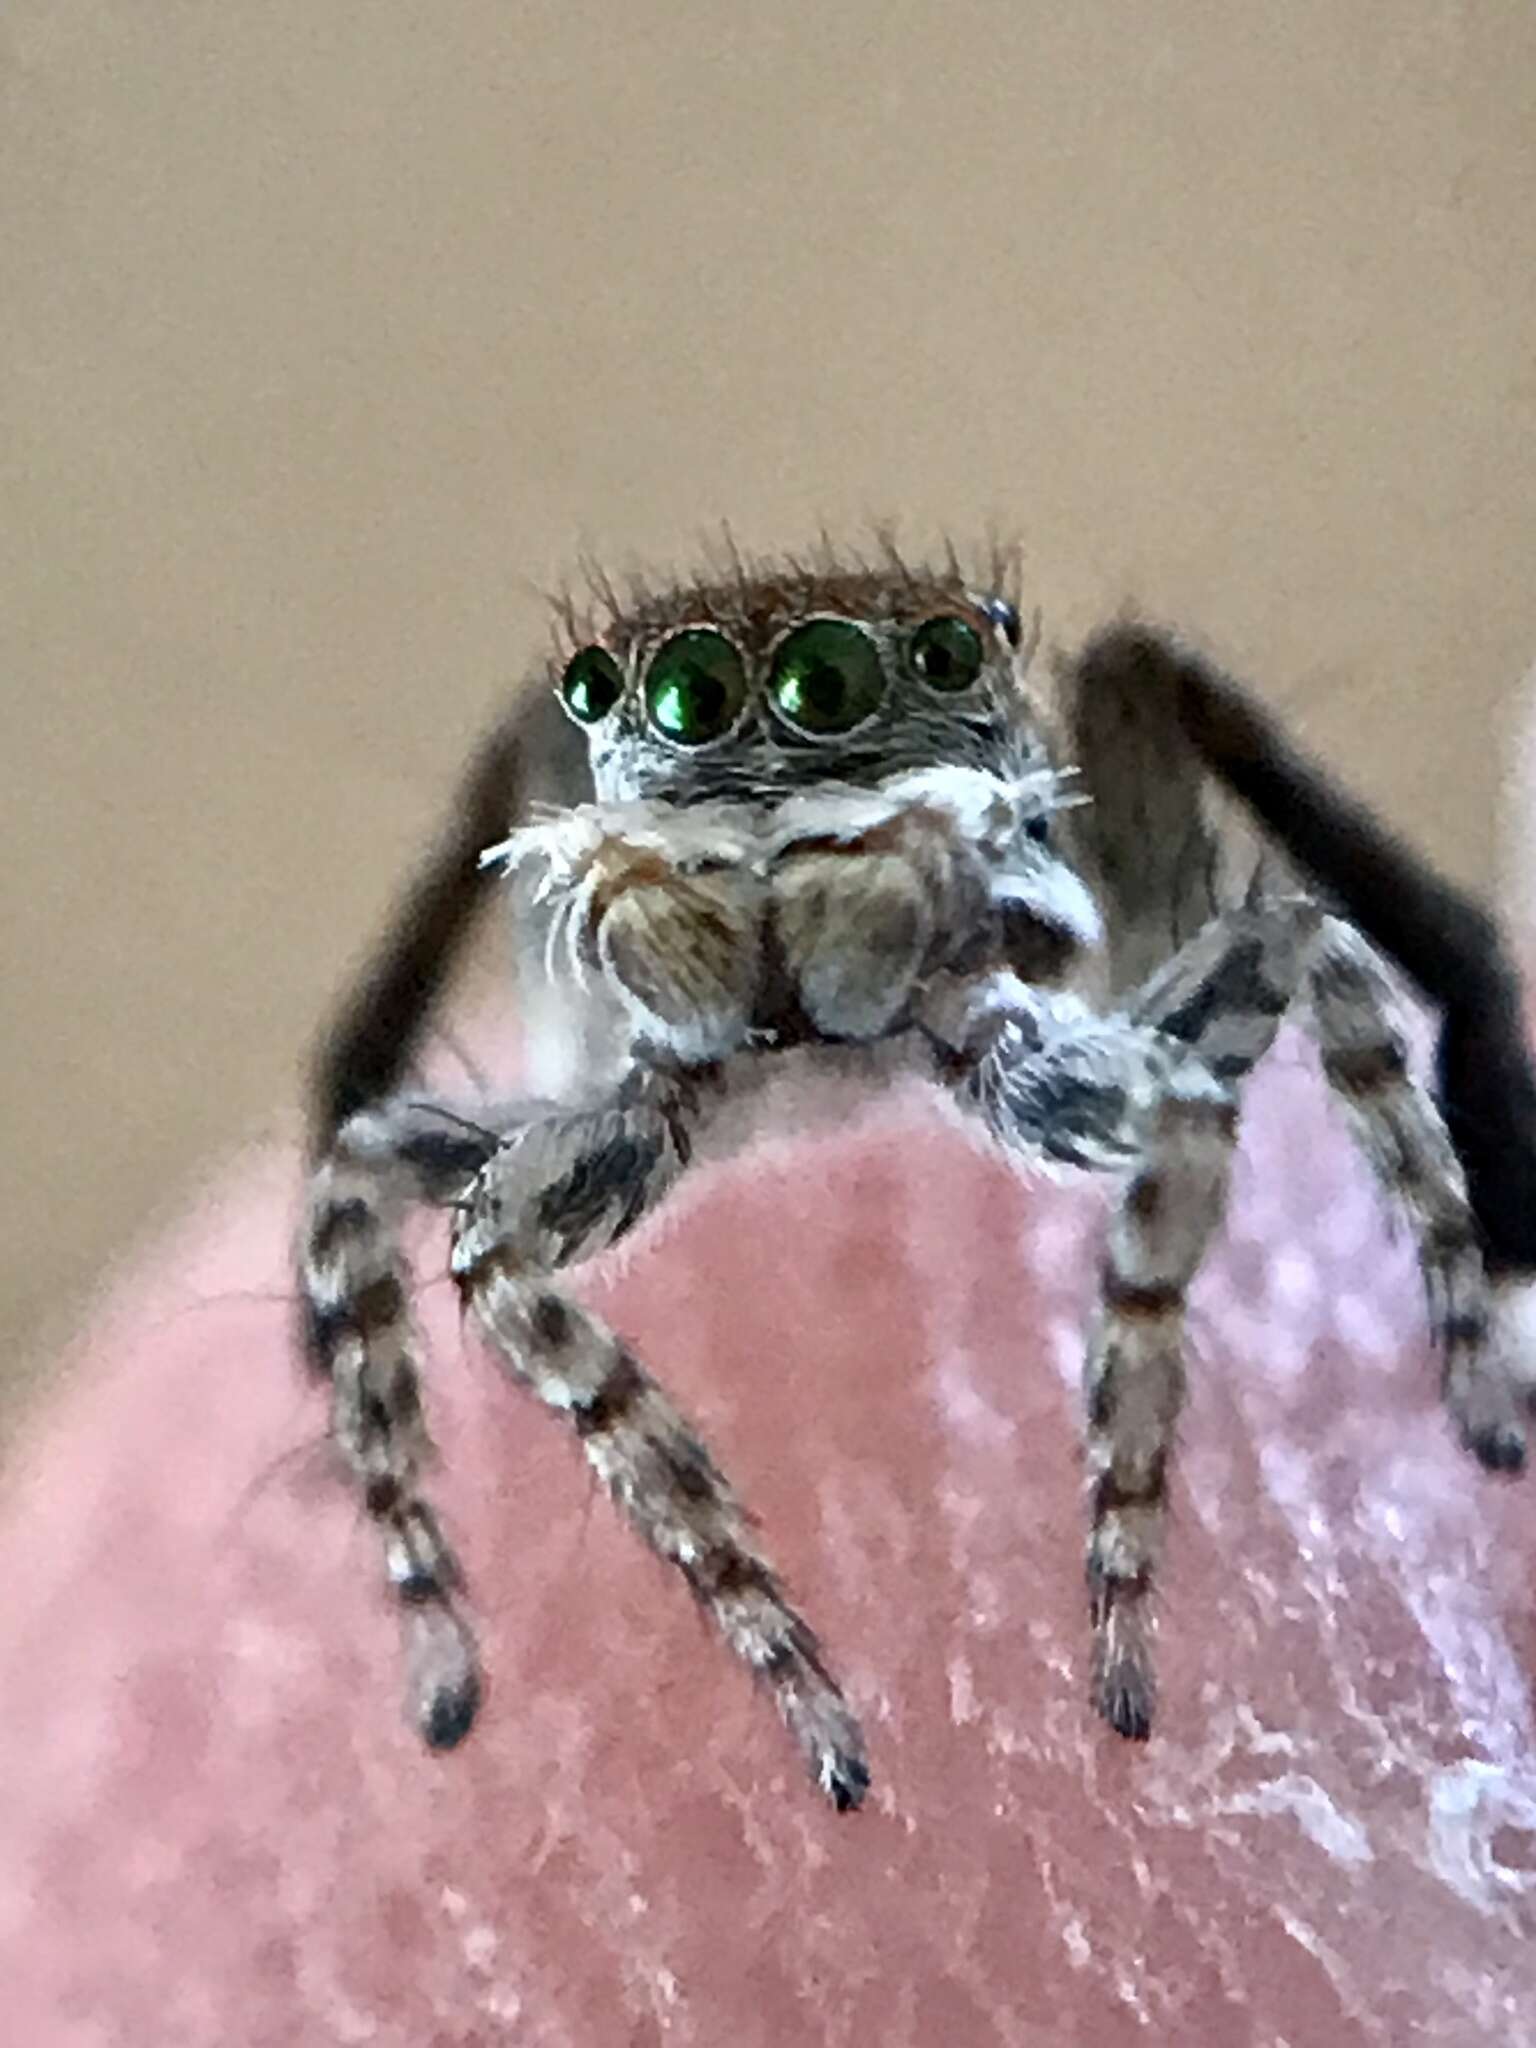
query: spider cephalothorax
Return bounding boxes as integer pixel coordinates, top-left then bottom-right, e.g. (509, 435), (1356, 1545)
(301, 545), (1536, 1810)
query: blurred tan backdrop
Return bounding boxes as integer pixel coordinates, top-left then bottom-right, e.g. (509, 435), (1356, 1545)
(4, 2), (1535, 1406)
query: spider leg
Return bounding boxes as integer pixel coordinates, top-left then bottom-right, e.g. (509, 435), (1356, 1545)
(1087, 910), (1321, 1736)
(1055, 630), (1229, 994)
(1068, 625), (1536, 1283)
(1082, 1062), (1238, 1737)
(309, 686), (584, 1150)
(450, 1070), (870, 1812)
(939, 877), (1525, 1734)
(1303, 916), (1527, 1471)
(298, 683), (586, 1740)
(301, 1098), (510, 1749)
(930, 905), (1316, 1737)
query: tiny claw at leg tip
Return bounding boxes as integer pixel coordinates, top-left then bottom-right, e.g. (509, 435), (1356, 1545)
(824, 1754), (872, 1812)
(419, 1682), (481, 1752)
(1467, 1423), (1527, 1476)
(1098, 1683), (1153, 1742)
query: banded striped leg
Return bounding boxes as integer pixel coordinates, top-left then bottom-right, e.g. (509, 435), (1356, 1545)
(450, 1079), (870, 1811)
(1088, 906), (1322, 1734)
(1306, 918), (1527, 1473)
(1071, 625), (1536, 1282)
(1070, 626), (1536, 1447)
(932, 908), (1317, 1737)
(941, 990), (1250, 1736)
(1084, 1063), (1240, 1736)
(301, 1102), (505, 1749)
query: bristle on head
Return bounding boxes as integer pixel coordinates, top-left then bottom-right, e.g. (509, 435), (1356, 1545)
(543, 531), (1028, 659)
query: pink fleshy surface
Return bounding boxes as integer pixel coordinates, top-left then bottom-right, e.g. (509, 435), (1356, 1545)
(4, 1042), (1536, 2045)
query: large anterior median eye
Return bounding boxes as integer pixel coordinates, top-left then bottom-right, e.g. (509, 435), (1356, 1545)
(768, 617), (885, 736)
(560, 645), (625, 723)
(909, 614), (985, 691)
(643, 628), (748, 744)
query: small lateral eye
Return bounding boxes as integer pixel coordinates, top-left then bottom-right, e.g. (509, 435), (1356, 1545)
(643, 628), (748, 744)
(910, 614), (986, 691)
(560, 646), (624, 723)
(768, 618), (886, 736)
(984, 596), (1021, 648)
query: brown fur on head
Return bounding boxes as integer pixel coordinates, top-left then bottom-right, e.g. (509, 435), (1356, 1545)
(548, 531), (1026, 651)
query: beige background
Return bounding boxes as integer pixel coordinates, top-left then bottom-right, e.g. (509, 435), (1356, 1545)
(4, 2), (1535, 1405)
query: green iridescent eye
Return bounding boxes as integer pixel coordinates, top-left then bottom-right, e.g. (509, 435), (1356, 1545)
(910, 614), (985, 691)
(560, 645), (624, 723)
(768, 618), (886, 736)
(643, 628), (748, 744)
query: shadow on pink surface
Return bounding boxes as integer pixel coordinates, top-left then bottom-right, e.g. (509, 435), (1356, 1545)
(3, 1042), (1535, 2044)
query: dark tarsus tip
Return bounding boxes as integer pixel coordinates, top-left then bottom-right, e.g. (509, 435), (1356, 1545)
(420, 1675), (482, 1752)
(1100, 1680), (1153, 1743)
(1467, 1422), (1527, 1476)
(827, 1752), (873, 1813)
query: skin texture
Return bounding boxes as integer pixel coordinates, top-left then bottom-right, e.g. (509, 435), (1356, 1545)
(4, 1030), (1536, 2045)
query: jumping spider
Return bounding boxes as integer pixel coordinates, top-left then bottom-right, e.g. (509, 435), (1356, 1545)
(302, 543), (1536, 1811)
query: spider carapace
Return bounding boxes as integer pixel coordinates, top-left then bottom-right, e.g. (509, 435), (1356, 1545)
(302, 545), (1536, 1810)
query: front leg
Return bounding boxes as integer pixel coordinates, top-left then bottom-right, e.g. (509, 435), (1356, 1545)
(450, 1068), (870, 1811)
(1081, 1066), (1240, 1736)
(939, 989), (1246, 1737)
(930, 907), (1314, 1736)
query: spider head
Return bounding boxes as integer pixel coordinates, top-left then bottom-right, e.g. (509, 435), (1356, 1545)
(550, 556), (1040, 804)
